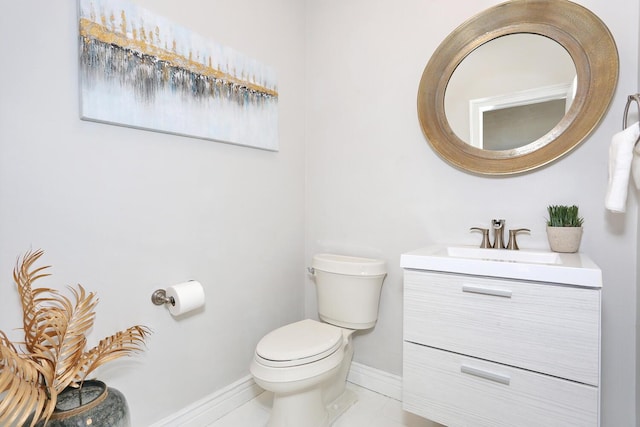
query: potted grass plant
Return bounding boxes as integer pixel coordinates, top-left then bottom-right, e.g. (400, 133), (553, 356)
(0, 250), (150, 427)
(546, 205), (584, 253)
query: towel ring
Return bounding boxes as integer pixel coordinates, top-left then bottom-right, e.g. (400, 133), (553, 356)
(623, 94), (640, 148)
(623, 93), (640, 129)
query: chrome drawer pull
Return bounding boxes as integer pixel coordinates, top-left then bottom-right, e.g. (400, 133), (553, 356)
(461, 364), (511, 385)
(462, 285), (512, 298)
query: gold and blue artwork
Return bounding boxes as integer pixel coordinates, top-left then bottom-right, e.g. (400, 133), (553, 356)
(78, 0), (279, 150)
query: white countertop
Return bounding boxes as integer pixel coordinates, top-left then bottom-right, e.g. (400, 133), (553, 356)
(400, 244), (602, 288)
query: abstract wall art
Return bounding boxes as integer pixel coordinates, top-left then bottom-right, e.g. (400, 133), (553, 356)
(78, 0), (279, 150)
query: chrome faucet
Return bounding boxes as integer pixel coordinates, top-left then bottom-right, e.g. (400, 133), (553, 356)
(491, 219), (506, 249)
(471, 220), (529, 250)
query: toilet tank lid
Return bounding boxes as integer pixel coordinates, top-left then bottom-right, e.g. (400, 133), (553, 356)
(312, 253), (386, 276)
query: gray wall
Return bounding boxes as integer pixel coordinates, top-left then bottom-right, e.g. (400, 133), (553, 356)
(0, 1), (306, 425)
(0, 0), (638, 426)
(637, 8), (640, 426)
(305, 0), (638, 426)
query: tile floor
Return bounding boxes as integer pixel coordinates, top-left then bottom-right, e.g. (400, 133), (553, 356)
(209, 383), (443, 427)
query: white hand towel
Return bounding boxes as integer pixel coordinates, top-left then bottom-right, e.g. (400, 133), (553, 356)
(632, 128), (640, 189)
(605, 121), (640, 213)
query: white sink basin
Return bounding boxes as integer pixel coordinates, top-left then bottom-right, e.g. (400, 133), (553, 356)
(401, 245), (601, 287)
(446, 246), (561, 264)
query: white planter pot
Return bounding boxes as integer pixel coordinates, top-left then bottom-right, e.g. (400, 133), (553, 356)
(546, 226), (583, 253)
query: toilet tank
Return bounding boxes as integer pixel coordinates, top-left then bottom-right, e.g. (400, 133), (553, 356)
(311, 253), (386, 330)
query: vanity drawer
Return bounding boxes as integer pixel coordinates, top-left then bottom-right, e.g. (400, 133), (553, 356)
(404, 270), (600, 385)
(403, 342), (599, 427)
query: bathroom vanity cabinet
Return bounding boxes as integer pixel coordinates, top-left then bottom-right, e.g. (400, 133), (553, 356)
(401, 246), (602, 427)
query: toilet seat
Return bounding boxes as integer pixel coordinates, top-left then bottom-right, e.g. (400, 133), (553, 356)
(256, 319), (343, 368)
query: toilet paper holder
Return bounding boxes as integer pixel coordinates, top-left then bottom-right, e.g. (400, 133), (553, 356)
(151, 280), (205, 316)
(151, 289), (175, 306)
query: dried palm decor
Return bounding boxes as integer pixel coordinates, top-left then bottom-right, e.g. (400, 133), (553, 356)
(0, 250), (150, 426)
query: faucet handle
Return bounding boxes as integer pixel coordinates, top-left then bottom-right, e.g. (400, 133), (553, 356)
(506, 228), (531, 250)
(470, 227), (491, 248)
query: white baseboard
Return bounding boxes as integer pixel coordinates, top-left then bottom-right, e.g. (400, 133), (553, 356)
(150, 362), (402, 426)
(347, 361), (402, 401)
(149, 374), (262, 427)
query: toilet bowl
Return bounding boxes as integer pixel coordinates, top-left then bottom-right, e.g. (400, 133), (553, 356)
(250, 253), (386, 427)
(250, 319), (354, 427)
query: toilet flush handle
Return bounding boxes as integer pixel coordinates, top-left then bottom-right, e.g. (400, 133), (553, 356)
(307, 267), (315, 275)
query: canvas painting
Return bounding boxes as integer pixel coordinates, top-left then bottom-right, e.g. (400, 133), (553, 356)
(78, 0), (279, 150)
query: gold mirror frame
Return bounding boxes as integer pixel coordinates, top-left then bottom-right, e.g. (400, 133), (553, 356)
(417, 0), (619, 175)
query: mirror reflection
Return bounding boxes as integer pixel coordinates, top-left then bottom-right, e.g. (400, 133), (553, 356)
(445, 34), (576, 151)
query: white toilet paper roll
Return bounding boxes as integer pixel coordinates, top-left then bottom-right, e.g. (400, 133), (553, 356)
(165, 281), (205, 316)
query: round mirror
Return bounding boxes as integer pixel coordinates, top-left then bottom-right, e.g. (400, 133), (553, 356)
(417, 0), (618, 175)
(446, 34), (576, 151)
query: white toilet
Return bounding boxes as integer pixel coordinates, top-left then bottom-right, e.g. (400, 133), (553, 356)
(250, 253), (386, 427)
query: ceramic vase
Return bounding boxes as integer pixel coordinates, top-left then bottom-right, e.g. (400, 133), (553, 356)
(29, 380), (130, 427)
(546, 226), (583, 253)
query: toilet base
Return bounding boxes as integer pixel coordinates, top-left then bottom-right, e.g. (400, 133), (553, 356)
(268, 385), (329, 427)
(266, 386), (357, 427)
(327, 388), (358, 425)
